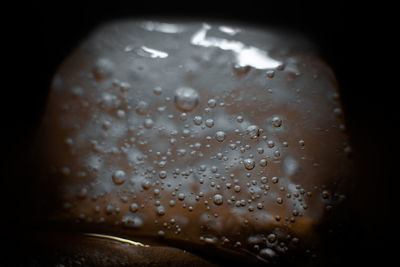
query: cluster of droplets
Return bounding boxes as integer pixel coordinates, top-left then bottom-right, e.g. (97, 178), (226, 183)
(55, 35), (349, 266)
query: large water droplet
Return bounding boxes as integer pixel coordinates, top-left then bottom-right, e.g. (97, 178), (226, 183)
(174, 87), (199, 112)
(246, 125), (260, 139)
(243, 158), (255, 170)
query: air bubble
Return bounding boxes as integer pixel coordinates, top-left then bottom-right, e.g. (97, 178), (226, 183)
(174, 87), (199, 112)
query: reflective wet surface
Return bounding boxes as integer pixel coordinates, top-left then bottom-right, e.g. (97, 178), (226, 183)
(3, 4), (392, 267)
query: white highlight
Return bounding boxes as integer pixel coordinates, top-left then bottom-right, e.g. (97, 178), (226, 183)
(191, 24), (281, 69)
(141, 21), (184, 33)
(139, 46), (168, 58)
(84, 233), (150, 247)
(219, 26), (241, 36)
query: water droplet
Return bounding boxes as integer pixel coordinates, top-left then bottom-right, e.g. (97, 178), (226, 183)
(276, 197), (283, 204)
(159, 171), (167, 179)
(322, 190), (330, 199)
(174, 87), (199, 112)
(243, 158), (255, 170)
(193, 116), (203, 125)
(260, 176), (267, 184)
(259, 248), (276, 259)
(112, 170), (126, 185)
(116, 109), (126, 119)
(144, 118), (154, 129)
(178, 193), (186, 200)
(205, 119), (214, 128)
(130, 203), (139, 212)
(122, 215), (143, 228)
(207, 98), (217, 108)
(236, 115), (244, 123)
(153, 86), (163, 95)
(213, 194), (224, 205)
(93, 58), (114, 80)
(234, 185), (241, 192)
(272, 116), (282, 127)
(215, 131), (226, 142)
(266, 70), (275, 78)
(267, 233), (277, 243)
(259, 159), (268, 167)
(298, 139), (305, 146)
(267, 140), (275, 148)
(246, 125), (260, 139)
(136, 101), (149, 115)
(232, 64), (251, 77)
(157, 205), (166, 216)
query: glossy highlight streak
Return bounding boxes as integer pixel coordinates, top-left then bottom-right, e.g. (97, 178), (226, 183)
(84, 233), (150, 247)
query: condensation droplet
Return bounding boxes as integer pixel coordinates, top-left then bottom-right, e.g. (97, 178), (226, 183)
(144, 118), (154, 129)
(213, 194), (224, 205)
(112, 170), (126, 185)
(246, 125), (260, 139)
(259, 248), (277, 259)
(272, 116), (282, 127)
(174, 87), (199, 112)
(136, 101), (149, 115)
(205, 119), (214, 128)
(153, 86), (163, 95)
(266, 70), (275, 78)
(159, 171), (167, 179)
(243, 158), (255, 170)
(157, 205), (166, 216)
(193, 116), (203, 125)
(130, 203), (139, 212)
(207, 98), (217, 108)
(267, 233), (277, 243)
(259, 159), (268, 167)
(215, 131), (226, 142)
(178, 193), (186, 201)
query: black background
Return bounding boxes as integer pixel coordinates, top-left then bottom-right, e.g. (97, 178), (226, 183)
(3, 1), (395, 266)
